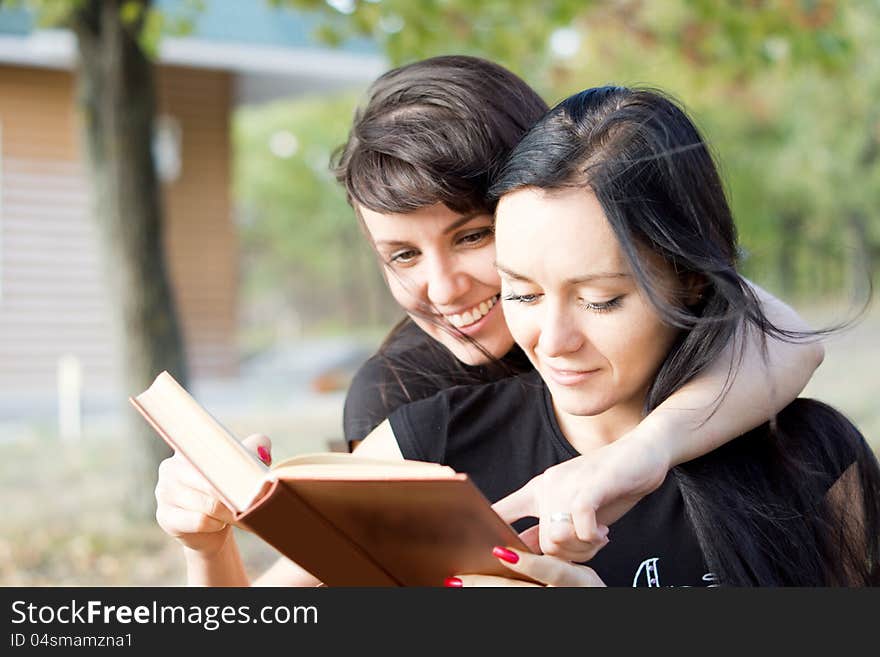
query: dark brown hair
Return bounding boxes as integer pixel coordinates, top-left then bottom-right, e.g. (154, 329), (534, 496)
(333, 55), (548, 216)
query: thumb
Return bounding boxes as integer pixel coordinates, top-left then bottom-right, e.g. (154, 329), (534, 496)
(518, 525), (542, 553)
(492, 477), (539, 525)
(242, 433), (273, 465)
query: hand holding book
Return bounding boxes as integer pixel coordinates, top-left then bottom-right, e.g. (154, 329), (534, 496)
(154, 433), (270, 556)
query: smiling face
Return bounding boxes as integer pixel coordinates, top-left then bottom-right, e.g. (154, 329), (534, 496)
(359, 203), (515, 365)
(495, 186), (681, 428)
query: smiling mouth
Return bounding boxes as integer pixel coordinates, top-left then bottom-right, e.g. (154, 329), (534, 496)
(444, 294), (501, 329)
(544, 365), (600, 386)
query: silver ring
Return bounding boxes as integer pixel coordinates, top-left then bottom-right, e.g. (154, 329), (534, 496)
(549, 512), (573, 524)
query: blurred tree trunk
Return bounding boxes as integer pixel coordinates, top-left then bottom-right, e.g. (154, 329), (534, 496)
(71, 0), (188, 519)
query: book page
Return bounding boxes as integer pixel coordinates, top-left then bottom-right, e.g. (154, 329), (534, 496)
(131, 371), (269, 512)
(270, 453), (457, 480)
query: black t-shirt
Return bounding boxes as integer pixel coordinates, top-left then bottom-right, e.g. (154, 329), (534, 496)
(389, 370), (714, 587)
(343, 319), (533, 444)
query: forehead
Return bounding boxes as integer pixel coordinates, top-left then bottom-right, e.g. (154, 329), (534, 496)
(358, 203), (486, 242)
(495, 187), (625, 276)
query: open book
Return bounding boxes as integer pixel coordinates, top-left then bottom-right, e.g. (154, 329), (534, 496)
(131, 371), (531, 586)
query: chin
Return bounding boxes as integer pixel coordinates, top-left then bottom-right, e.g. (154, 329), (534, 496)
(550, 387), (614, 417)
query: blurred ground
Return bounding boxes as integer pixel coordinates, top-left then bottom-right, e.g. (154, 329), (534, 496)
(0, 303), (877, 586)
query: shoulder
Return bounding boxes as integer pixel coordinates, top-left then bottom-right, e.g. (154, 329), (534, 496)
(389, 371), (544, 462)
(342, 352), (407, 444)
(342, 321), (458, 443)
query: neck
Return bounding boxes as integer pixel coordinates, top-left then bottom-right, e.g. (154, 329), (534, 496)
(552, 396), (646, 455)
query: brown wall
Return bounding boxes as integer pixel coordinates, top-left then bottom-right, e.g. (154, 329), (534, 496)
(0, 63), (238, 398)
(157, 66), (238, 379)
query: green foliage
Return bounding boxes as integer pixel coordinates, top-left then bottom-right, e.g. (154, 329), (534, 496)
(275, 0), (878, 300)
(281, 0), (587, 74)
(234, 92), (395, 335)
(235, 93), (354, 277)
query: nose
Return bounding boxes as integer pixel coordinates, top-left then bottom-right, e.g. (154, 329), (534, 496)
(537, 300), (584, 358)
(425, 253), (469, 308)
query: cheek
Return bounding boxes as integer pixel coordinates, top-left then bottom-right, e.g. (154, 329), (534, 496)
(499, 303), (536, 347)
(606, 309), (678, 385)
(384, 267), (426, 313)
(463, 245), (502, 289)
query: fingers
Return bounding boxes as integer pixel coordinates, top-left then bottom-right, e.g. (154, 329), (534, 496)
(155, 483), (235, 525)
(492, 476), (539, 525)
(242, 434), (272, 465)
(152, 432), (271, 555)
(452, 574), (541, 588)
(156, 505), (230, 537)
(492, 547), (606, 587)
(539, 507), (609, 562)
(157, 453), (218, 496)
(518, 525), (542, 553)
(154, 453), (236, 543)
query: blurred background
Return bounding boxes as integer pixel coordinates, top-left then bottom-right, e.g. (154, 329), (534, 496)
(0, 0), (877, 585)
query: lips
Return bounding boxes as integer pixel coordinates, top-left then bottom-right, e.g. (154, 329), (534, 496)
(543, 364), (600, 387)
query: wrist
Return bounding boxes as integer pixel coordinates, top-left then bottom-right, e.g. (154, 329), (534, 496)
(181, 527), (233, 563)
(182, 530), (249, 586)
(621, 411), (677, 473)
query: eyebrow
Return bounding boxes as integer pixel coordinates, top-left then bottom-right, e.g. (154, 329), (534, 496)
(374, 212), (486, 248)
(495, 263), (630, 286)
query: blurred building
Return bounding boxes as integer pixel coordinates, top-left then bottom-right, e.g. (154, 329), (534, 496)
(0, 0), (383, 417)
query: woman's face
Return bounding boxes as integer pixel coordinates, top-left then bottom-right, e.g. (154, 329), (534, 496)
(359, 203), (515, 365)
(495, 187), (681, 421)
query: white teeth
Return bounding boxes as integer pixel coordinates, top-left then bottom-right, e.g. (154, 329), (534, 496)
(445, 294), (499, 329)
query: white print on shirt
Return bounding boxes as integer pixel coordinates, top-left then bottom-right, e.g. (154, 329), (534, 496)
(632, 557), (661, 587)
(632, 557), (718, 587)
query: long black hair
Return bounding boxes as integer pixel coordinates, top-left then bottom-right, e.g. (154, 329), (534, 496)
(491, 86), (880, 585)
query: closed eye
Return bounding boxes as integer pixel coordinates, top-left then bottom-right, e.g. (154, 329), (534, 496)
(579, 296), (624, 313)
(502, 293), (541, 304)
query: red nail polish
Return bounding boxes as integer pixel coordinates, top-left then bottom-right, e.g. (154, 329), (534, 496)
(257, 446), (271, 465)
(493, 546), (519, 564)
(444, 577), (463, 587)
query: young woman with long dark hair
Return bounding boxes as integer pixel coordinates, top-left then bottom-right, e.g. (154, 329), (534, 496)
(443, 85), (880, 586)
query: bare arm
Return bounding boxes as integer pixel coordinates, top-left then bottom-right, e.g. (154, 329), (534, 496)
(183, 540), (250, 587)
(630, 279), (824, 468)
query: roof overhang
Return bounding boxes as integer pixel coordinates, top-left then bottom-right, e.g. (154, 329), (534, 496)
(0, 28), (386, 92)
